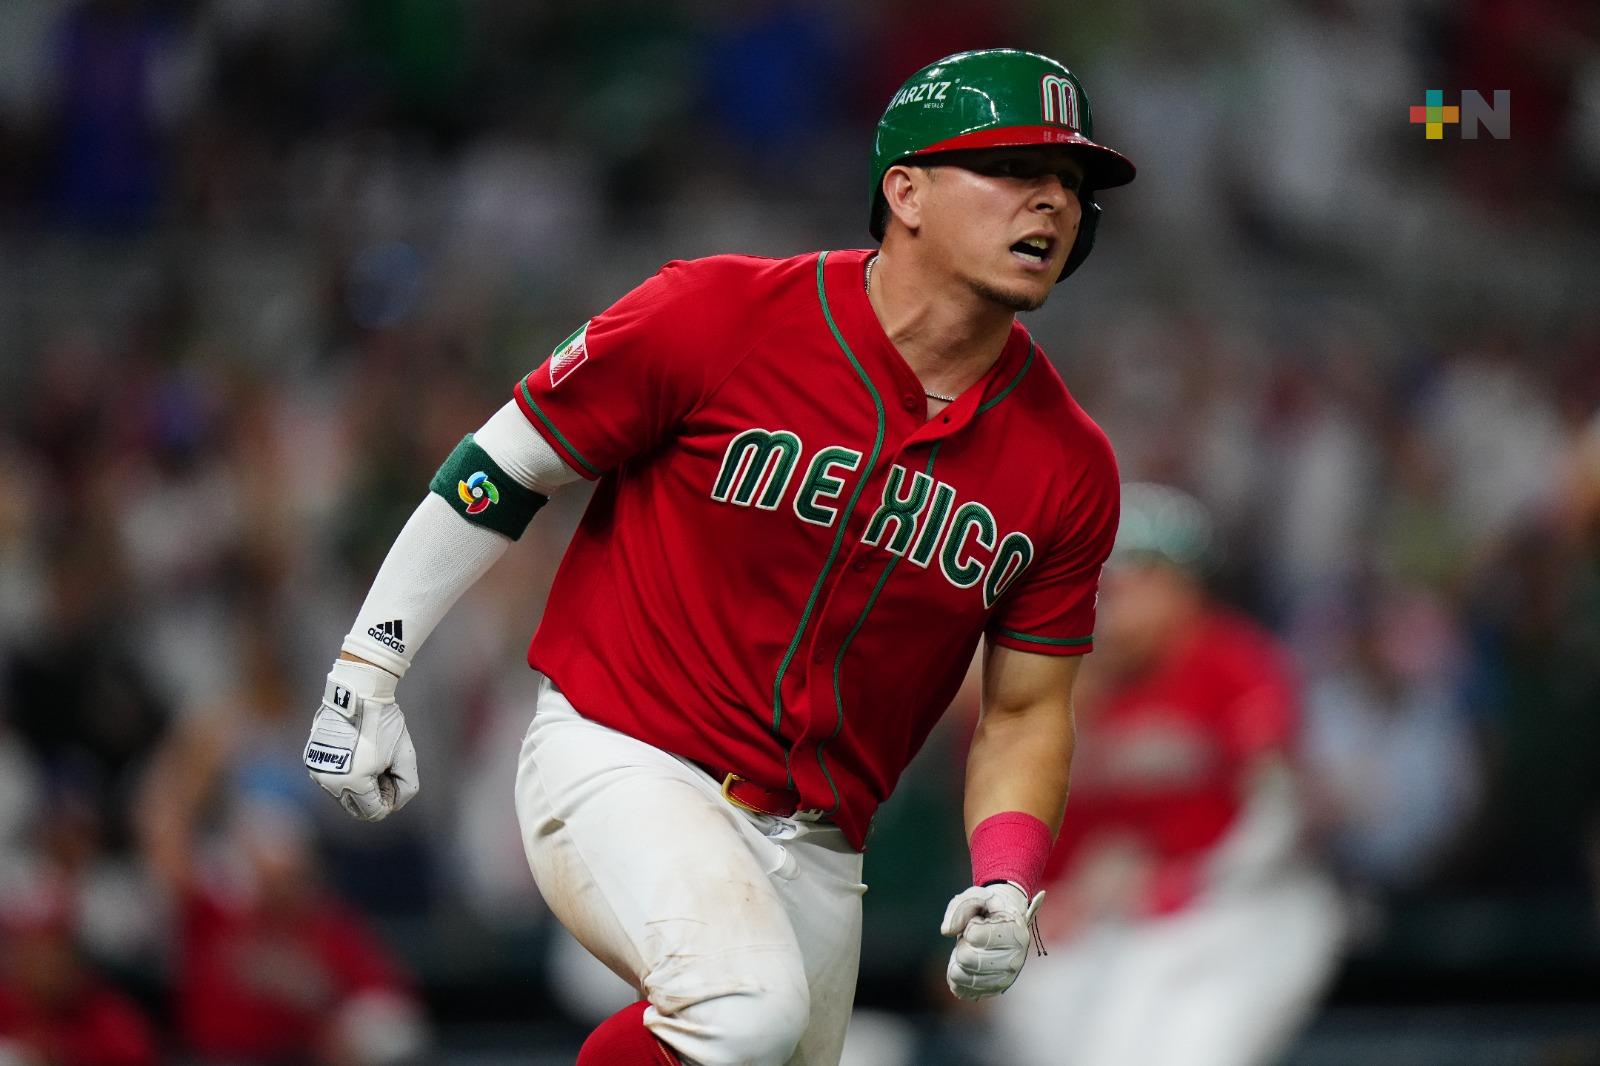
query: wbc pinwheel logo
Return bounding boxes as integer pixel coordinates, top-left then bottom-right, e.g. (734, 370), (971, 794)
(1409, 89), (1510, 140)
(458, 471), (500, 514)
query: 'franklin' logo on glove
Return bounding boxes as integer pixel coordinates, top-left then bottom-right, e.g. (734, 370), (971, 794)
(306, 663), (419, 822)
(305, 703), (359, 776)
(305, 742), (352, 772)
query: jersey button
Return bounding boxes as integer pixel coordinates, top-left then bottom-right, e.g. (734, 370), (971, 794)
(902, 393), (918, 411)
(852, 559), (867, 572)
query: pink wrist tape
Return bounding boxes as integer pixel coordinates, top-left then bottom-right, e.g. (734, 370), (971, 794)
(969, 811), (1053, 898)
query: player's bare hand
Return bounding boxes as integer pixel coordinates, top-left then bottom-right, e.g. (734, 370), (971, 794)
(304, 660), (418, 821)
(940, 882), (1044, 1000)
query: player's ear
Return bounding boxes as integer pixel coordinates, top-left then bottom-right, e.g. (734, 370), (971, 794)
(882, 165), (926, 233)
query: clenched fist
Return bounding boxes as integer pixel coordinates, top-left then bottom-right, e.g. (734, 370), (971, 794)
(305, 659), (418, 821)
(940, 881), (1045, 1000)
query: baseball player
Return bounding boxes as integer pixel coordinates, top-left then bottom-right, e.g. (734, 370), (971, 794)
(986, 484), (1344, 1066)
(303, 49), (1134, 1066)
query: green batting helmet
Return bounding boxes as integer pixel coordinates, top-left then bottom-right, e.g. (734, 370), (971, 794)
(869, 49), (1136, 280)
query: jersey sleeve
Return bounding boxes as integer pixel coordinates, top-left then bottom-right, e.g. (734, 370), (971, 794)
(986, 437), (1119, 656)
(513, 259), (737, 479)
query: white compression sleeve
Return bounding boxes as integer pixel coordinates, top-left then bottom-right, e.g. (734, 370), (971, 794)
(341, 493), (509, 676)
(340, 401), (578, 676)
(474, 400), (583, 494)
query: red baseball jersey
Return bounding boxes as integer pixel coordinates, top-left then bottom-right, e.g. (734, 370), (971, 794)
(514, 249), (1119, 849)
(1046, 607), (1298, 912)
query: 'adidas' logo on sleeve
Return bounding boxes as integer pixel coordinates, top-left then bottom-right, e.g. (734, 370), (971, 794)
(368, 619), (407, 654)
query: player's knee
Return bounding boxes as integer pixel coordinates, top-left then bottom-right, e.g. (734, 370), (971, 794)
(651, 952), (810, 1066)
(704, 982), (810, 1066)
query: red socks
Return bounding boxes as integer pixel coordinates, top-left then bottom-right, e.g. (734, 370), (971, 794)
(576, 1001), (682, 1065)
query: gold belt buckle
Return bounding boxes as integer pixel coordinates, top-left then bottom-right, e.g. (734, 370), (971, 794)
(721, 772), (768, 816)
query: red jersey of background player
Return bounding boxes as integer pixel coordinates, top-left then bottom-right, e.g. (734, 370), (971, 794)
(0, 975), (156, 1066)
(1045, 607), (1298, 914)
(513, 249), (1119, 849)
(174, 883), (415, 1060)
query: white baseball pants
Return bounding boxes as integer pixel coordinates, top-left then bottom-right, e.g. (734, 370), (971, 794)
(514, 678), (867, 1066)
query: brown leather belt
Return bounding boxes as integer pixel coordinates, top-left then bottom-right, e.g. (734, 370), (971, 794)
(696, 763), (824, 821)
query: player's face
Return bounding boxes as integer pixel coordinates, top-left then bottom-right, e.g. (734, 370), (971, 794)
(914, 148), (1085, 312)
(1096, 561), (1199, 675)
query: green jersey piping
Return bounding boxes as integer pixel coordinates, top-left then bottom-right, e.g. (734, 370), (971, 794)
(770, 252), (888, 754)
(519, 378), (601, 477)
(994, 628), (1093, 647)
(977, 340), (1035, 414)
(816, 443), (943, 813)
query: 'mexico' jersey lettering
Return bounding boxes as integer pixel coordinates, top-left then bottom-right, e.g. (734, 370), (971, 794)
(942, 501), (997, 589)
(712, 428), (801, 509)
(711, 431), (1034, 602)
(909, 481), (957, 569)
(794, 446), (863, 527)
(862, 465), (932, 555)
(984, 531), (1035, 608)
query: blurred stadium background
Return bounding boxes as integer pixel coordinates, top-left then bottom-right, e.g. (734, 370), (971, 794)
(1, 0), (1597, 1063)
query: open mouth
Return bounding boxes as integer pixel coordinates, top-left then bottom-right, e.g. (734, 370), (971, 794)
(1010, 236), (1054, 264)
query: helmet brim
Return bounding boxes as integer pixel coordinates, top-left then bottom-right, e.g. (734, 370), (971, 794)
(907, 125), (1136, 189)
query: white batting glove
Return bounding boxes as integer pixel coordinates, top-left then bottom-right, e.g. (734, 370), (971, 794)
(305, 660), (418, 822)
(940, 882), (1045, 1000)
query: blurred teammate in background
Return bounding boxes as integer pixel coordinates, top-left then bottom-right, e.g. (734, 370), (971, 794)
(301, 48), (1135, 1066)
(0, 884), (157, 1066)
(139, 671), (428, 1066)
(987, 483), (1345, 1066)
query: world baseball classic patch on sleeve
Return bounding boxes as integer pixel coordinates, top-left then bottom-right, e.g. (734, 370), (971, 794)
(548, 322), (590, 387)
(429, 434), (548, 540)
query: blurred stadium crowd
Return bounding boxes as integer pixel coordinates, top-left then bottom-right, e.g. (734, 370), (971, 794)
(1, 0), (1597, 1063)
